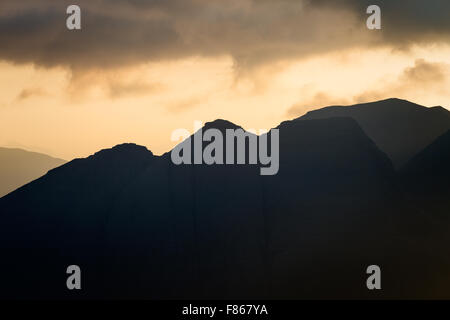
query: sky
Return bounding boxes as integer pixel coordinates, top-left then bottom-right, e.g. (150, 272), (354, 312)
(1, 0), (450, 160)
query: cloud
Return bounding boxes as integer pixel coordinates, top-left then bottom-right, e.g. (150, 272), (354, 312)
(0, 0), (375, 71)
(1, 0), (449, 76)
(16, 87), (47, 101)
(354, 59), (450, 103)
(107, 79), (163, 99)
(287, 91), (350, 117)
(288, 59), (450, 114)
(311, 0), (450, 45)
(400, 58), (447, 84)
(165, 96), (205, 113)
(61, 68), (163, 101)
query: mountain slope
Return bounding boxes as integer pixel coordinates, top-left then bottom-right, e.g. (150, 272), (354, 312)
(0, 147), (66, 197)
(401, 129), (450, 187)
(298, 98), (450, 168)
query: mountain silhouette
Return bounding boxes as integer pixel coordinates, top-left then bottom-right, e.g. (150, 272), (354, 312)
(299, 98), (450, 168)
(0, 99), (449, 299)
(0, 147), (66, 198)
(0, 143), (155, 299)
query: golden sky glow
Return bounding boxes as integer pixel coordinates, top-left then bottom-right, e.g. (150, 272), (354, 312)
(1, 44), (450, 160)
(1, 1), (450, 160)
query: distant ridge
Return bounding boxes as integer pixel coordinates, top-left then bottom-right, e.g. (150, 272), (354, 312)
(0, 147), (66, 197)
(298, 98), (450, 168)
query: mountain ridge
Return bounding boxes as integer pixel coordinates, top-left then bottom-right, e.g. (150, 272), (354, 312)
(0, 147), (66, 198)
(0, 115), (402, 299)
(298, 98), (450, 168)
(0, 98), (449, 299)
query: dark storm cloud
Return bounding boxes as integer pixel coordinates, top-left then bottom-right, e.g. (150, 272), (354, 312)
(0, 0), (449, 70)
(312, 0), (450, 43)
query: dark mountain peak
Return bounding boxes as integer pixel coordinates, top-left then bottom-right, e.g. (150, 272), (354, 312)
(280, 115), (360, 130)
(0, 142), (156, 212)
(430, 105), (450, 116)
(352, 97), (414, 108)
(299, 98), (450, 168)
(368, 97), (414, 106)
(91, 143), (153, 158)
(203, 119), (242, 131)
(380, 97), (407, 103)
(302, 98), (424, 119)
(35, 143), (156, 187)
(44, 143), (153, 176)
